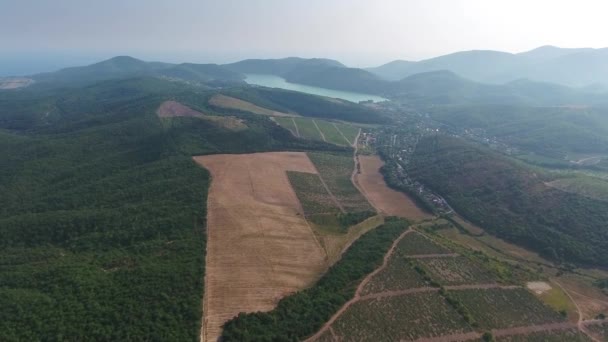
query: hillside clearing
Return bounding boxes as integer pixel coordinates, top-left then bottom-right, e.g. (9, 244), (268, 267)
(157, 100), (246, 130)
(208, 94), (294, 116)
(357, 155), (431, 220)
(194, 152), (327, 342)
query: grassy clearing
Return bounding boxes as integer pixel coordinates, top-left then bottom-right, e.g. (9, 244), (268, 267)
(273, 117), (298, 136)
(397, 231), (451, 255)
(209, 94), (293, 116)
(332, 292), (473, 341)
(533, 283), (578, 320)
(287, 171), (340, 216)
(361, 252), (428, 295)
(417, 256), (498, 285)
(308, 152), (373, 212)
(452, 288), (564, 330)
(294, 117), (324, 141)
(273, 116), (361, 146)
(496, 329), (592, 341)
(315, 119), (350, 146)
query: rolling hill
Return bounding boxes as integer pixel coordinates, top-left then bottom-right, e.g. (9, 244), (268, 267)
(408, 135), (608, 266)
(367, 46), (608, 87)
(224, 57), (344, 76)
(31, 56), (245, 87)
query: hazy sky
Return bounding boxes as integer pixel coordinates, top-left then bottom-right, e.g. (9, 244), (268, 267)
(1, 0), (607, 71)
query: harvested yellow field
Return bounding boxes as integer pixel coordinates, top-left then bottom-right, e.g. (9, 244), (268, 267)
(194, 152), (327, 342)
(209, 94), (295, 117)
(357, 155), (431, 220)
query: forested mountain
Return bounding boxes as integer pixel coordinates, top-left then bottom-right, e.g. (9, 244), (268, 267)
(390, 71), (607, 106)
(223, 57), (344, 76)
(367, 46), (608, 87)
(408, 135), (608, 266)
(31, 56), (245, 87)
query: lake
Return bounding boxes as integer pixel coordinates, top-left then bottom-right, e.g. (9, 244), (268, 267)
(244, 74), (388, 103)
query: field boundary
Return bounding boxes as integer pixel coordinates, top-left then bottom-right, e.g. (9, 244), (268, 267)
(291, 117), (301, 137)
(305, 228), (413, 341)
(312, 119), (327, 142)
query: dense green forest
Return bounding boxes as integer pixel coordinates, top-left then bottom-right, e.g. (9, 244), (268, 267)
(426, 105), (608, 162)
(221, 219), (410, 341)
(408, 135), (608, 266)
(0, 77), (344, 340)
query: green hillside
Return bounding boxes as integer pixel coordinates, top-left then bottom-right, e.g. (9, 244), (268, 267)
(0, 78), (342, 340)
(427, 105), (608, 160)
(408, 135), (608, 266)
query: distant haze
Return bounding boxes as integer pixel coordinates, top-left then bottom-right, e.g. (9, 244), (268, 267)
(1, 0), (607, 75)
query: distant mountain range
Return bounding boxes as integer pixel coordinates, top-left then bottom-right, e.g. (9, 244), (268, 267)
(18, 47), (608, 106)
(31, 56), (245, 86)
(366, 46), (608, 88)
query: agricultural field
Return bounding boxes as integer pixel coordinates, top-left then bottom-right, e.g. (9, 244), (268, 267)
(546, 175), (608, 202)
(337, 123), (360, 145)
(495, 328), (592, 341)
(396, 231), (451, 255)
(273, 116), (360, 146)
(308, 152), (373, 212)
(452, 288), (565, 330)
(357, 155), (431, 219)
(194, 152), (327, 342)
(315, 119), (351, 145)
(287, 171), (341, 216)
(331, 292), (474, 341)
(208, 94), (293, 116)
(294, 117), (324, 140)
(417, 256), (499, 285)
(360, 251), (428, 295)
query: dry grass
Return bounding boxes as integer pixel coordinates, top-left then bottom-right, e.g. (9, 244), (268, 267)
(0, 77), (33, 89)
(157, 100), (246, 130)
(209, 94), (295, 117)
(314, 215), (385, 266)
(356, 155), (431, 220)
(194, 152), (327, 342)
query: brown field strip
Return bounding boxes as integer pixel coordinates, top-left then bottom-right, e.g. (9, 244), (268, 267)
(194, 152), (327, 342)
(356, 155), (432, 220)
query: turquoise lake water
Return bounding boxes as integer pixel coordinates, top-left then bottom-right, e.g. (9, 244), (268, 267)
(244, 74), (388, 103)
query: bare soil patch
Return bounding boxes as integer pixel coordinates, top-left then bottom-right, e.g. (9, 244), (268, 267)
(357, 155), (431, 220)
(209, 94), (295, 117)
(157, 100), (246, 130)
(194, 152), (327, 342)
(527, 281), (553, 295)
(157, 100), (205, 118)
